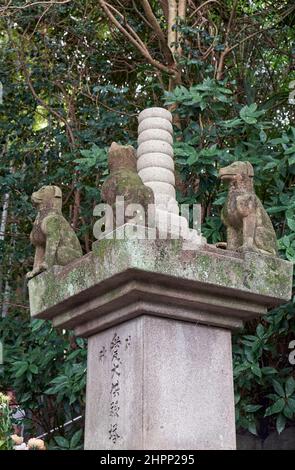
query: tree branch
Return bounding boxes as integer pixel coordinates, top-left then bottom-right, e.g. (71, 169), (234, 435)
(168, 0), (177, 54)
(141, 0), (174, 64)
(178, 0), (187, 20)
(19, 51), (76, 148)
(98, 0), (175, 75)
(176, 0), (187, 55)
(225, 0), (238, 41)
(189, 0), (220, 18)
(0, 0), (72, 16)
(105, 2), (148, 51)
(159, 0), (169, 20)
(228, 30), (265, 53)
(216, 0), (239, 80)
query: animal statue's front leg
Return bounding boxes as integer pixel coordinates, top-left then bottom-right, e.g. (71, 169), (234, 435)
(226, 226), (240, 251)
(26, 246), (45, 279)
(43, 224), (60, 269)
(36, 215), (61, 271)
(240, 213), (258, 252)
(236, 194), (258, 253)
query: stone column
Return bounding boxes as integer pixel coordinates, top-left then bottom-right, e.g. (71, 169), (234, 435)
(28, 234), (293, 450)
(137, 107), (202, 243)
(85, 315), (235, 450)
(137, 107), (177, 213)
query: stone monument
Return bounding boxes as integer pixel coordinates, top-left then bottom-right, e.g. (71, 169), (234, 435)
(27, 110), (293, 450)
(26, 185), (82, 279)
(137, 107), (203, 245)
(219, 161), (278, 255)
(100, 142), (154, 233)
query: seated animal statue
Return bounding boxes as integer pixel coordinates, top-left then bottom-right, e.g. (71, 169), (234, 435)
(26, 185), (83, 279)
(101, 142), (154, 228)
(219, 161), (278, 256)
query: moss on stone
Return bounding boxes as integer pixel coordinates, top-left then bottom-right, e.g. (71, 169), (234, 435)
(28, 237), (293, 319)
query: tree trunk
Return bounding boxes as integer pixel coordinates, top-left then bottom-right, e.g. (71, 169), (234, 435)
(0, 192), (10, 317)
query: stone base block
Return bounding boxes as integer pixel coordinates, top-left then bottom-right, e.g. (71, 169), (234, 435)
(85, 315), (236, 450)
(28, 238), (293, 335)
(27, 231), (293, 452)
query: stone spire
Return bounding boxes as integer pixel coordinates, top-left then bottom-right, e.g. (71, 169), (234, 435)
(137, 107), (204, 244)
(137, 107), (178, 214)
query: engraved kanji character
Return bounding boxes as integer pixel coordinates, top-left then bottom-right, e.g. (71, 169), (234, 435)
(99, 346), (107, 361)
(110, 333), (121, 351)
(110, 400), (120, 418)
(111, 380), (120, 398)
(111, 362), (121, 379)
(125, 335), (131, 350)
(109, 424), (120, 444)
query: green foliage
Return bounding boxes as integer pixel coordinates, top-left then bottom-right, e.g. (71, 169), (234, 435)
(0, 314), (86, 447)
(233, 306), (295, 435)
(51, 429), (83, 450)
(0, 393), (13, 450)
(165, 78), (295, 436)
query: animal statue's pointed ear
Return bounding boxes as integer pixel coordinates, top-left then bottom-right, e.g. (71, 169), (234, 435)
(53, 186), (62, 198)
(246, 162), (254, 177)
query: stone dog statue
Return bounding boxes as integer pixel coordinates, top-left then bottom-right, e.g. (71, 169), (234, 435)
(26, 186), (82, 279)
(219, 161), (278, 256)
(101, 142), (154, 227)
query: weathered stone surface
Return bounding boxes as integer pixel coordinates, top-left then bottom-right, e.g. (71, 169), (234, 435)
(137, 107), (202, 242)
(138, 117), (173, 134)
(138, 128), (173, 145)
(27, 226), (293, 451)
(138, 167), (175, 185)
(138, 107), (172, 123)
(26, 185), (82, 279)
(98, 224), (156, 241)
(100, 142), (154, 230)
(85, 316), (236, 450)
(137, 140), (174, 158)
(220, 161), (278, 256)
(28, 233), (293, 335)
(155, 208), (198, 242)
(144, 181), (176, 199)
(137, 109), (174, 214)
(28, 253), (96, 317)
(137, 153), (175, 172)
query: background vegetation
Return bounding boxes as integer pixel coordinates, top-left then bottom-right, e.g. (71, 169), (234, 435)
(0, 0), (295, 448)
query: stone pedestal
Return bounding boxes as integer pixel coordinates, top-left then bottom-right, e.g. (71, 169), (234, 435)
(28, 234), (293, 450)
(86, 316), (235, 450)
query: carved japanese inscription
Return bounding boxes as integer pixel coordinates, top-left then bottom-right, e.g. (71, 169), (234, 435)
(98, 332), (132, 445)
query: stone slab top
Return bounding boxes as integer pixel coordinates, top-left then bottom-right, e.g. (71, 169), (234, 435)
(28, 231), (293, 335)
